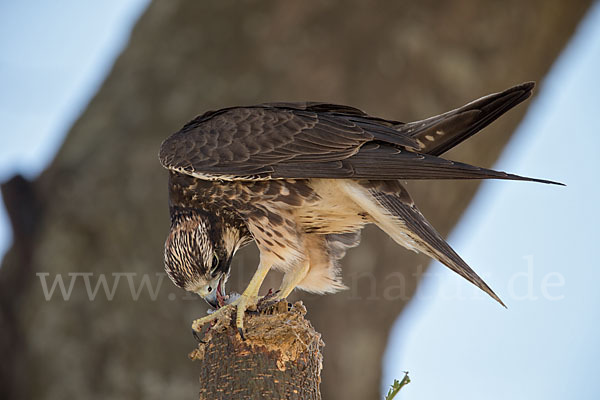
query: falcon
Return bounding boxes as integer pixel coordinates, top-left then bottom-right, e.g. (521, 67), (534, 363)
(159, 82), (561, 336)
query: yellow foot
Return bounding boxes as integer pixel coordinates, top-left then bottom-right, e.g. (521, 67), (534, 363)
(191, 303), (235, 333)
(234, 293), (258, 340)
(191, 294), (258, 339)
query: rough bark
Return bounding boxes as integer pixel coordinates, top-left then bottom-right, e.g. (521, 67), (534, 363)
(190, 301), (323, 400)
(0, 1), (592, 399)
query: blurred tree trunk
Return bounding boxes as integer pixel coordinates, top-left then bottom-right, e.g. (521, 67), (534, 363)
(0, 1), (591, 399)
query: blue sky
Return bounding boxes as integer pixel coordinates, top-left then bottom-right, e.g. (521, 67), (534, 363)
(0, 0), (149, 255)
(384, 3), (600, 399)
(1, 2), (598, 399)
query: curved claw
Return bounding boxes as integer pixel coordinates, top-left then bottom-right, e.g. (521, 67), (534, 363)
(191, 304), (234, 332)
(234, 294), (258, 340)
(191, 294), (259, 338)
(192, 259), (270, 337)
(192, 329), (206, 343)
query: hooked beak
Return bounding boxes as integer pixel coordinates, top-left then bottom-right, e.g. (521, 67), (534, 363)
(200, 274), (227, 309)
(204, 290), (218, 309)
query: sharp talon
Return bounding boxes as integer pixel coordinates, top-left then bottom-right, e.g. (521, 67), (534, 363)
(191, 302), (237, 334)
(192, 329), (206, 343)
(238, 327), (246, 341)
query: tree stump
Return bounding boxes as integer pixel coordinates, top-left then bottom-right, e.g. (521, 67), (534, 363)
(189, 301), (324, 400)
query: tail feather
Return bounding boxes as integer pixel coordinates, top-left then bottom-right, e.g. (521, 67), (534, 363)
(398, 82), (535, 156)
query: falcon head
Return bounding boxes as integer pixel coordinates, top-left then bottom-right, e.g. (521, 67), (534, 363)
(163, 209), (234, 308)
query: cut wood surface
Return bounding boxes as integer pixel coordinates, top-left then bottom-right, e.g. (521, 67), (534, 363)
(0, 1), (591, 399)
(190, 301), (323, 400)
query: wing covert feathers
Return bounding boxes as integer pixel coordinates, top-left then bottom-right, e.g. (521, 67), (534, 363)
(160, 82), (562, 185)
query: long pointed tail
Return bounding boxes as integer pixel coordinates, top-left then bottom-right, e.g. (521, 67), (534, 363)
(398, 82), (535, 156)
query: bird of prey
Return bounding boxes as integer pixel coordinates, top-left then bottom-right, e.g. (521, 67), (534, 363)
(159, 82), (560, 336)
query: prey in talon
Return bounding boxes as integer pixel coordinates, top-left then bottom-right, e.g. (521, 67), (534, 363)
(160, 82), (562, 336)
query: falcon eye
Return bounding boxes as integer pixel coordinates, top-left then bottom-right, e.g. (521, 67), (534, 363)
(207, 286), (213, 293)
(211, 253), (219, 272)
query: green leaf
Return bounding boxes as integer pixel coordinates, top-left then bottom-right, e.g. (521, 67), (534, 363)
(385, 371), (410, 400)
